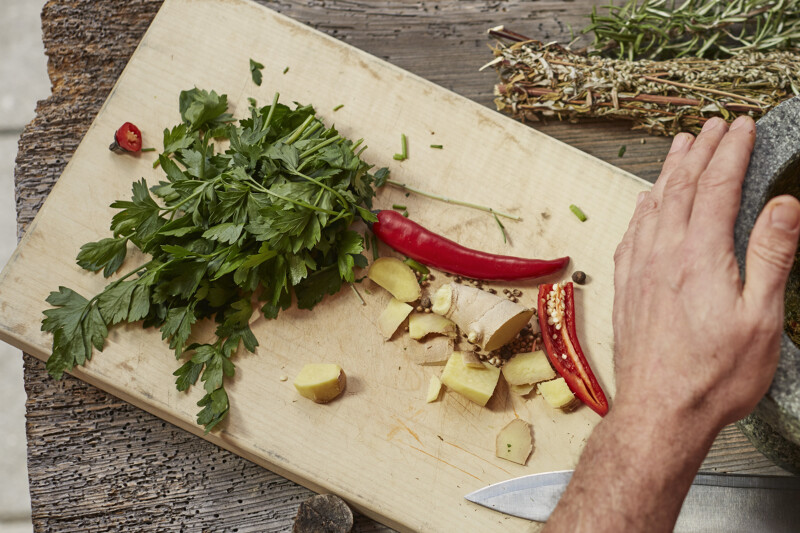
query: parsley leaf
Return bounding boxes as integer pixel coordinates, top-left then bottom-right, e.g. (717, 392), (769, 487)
(249, 59), (265, 86)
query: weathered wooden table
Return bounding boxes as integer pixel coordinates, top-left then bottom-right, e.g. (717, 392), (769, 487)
(14, 1), (788, 531)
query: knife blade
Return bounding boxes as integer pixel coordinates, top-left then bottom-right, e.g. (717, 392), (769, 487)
(465, 470), (800, 532)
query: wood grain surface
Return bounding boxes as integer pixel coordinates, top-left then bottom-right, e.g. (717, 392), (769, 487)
(12, 1), (786, 532)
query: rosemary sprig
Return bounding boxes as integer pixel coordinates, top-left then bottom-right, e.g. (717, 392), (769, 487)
(583, 0), (800, 60)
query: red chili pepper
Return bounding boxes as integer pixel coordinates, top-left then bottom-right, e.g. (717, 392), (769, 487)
(538, 282), (608, 416)
(110, 122), (143, 153)
(372, 210), (569, 281)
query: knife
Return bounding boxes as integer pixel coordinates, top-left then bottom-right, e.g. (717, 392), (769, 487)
(465, 470), (800, 532)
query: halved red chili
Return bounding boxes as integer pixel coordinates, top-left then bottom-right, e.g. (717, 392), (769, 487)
(110, 122), (143, 153)
(538, 282), (608, 416)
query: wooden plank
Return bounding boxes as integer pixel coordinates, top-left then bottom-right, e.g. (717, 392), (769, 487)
(13, 1), (787, 531)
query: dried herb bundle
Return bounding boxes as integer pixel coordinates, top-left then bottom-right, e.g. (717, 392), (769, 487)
(585, 0), (800, 60)
(486, 28), (800, 136)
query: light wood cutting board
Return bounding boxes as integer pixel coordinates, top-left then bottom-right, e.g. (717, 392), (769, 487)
(0, 0), (650, 530)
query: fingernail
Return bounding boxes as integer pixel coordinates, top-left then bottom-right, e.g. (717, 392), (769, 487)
(637, 192), (647, 205)
(770, 200), (800, 231)
(702, 117), (722, 132)
(730, 115), (752, 131)
(669, 133), (691, 153)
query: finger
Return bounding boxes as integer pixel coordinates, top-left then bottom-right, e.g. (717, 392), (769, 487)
(743, 195), (800, 307)
(630, 133), (695, 264)
(689, 116), (756, 245)
(658, 117), (729, 237)
(614, 191), (648, 299)
(650, 133), (695, 201)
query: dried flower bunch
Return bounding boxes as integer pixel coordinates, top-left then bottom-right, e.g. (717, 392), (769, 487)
(486, 27), (800, 136)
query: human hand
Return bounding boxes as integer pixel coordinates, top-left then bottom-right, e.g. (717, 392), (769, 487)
(612, 115), (800, 431)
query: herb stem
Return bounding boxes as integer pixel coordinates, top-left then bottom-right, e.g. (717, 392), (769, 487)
(349, 284), (366, 306)
(641, 75), (766, 106)
(299, 135), (342, 159)
(264, 92), (280, 131)
(285, 115), (315, 145)
(493, 212), (507, 244)
(244, 176), (340, 216)
(386, 179), (520, 221)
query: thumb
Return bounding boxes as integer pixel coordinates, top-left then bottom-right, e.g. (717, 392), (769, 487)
(744, 195), (800, 303)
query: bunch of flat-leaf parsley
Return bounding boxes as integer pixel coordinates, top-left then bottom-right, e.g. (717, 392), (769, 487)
(42, 88), (388, 431)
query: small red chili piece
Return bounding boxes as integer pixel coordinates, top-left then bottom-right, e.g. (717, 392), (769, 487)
(372, 210), (569, 281)
(110, 122), (143, 153)
(538, 282), (608, 416)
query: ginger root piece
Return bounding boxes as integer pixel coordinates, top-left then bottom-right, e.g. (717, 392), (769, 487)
(496, 419), (533, 465)
(367, 257), (421, 302)
(441, 351), (501, 406)
(502, 350), (556, 386)
(460, 350), (485, 368)
(378, 298), (413, 339)
(294, 364), (347, 403)
(426, 375), (442, 403)
(432, 283), (533, 351)
(408, 336), (454, 366)
(509, 383), (535, 396)
(539, 377), (577, 410)
(409, 312), (456, 339)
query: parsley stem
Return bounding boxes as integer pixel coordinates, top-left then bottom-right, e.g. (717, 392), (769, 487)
(286, 115), (315, 145)
(264, 92), (280, 130)
(386, 179), (521, 221)
(299, 135), (342, 159)
(244, 176), (339, 215)
(349, 284), (366, 306)
(290, 169), (350, 210)
(298, 121), (322, 142)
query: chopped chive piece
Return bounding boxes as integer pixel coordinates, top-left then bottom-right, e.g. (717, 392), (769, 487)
(404, 258), (430, 275)
(493, 212), (507, 244)
(372, 234), (379, 261)
(333, 104), (344, 111)
(393, 133), (408, 161)
(392, 204), (407, 210)
(570, 204), (588, 222)
(140, 147), (156, 152)
(430, 144), (443, 149)
(283, 66), (289, 74)
(618, 145), (627, 157)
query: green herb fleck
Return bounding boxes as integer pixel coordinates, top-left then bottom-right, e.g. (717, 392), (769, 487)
(249, 59), (264, 86)
(430, 144), (443, 149)
(570, 204), (588, 222)
(618, 145), (626, 158)
(333, 104), (344, 111)
(402, 210), (409, 217)
(404, 258), (429, 275)
(393, 133), (408, 161)
(283, 66), (289, 74)
(493, 212), (507, 244)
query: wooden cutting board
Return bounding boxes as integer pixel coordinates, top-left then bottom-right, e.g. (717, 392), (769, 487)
(0, 0), (649, 530)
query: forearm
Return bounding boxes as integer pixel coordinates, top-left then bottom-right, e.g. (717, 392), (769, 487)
(544, 401), (720, 533)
